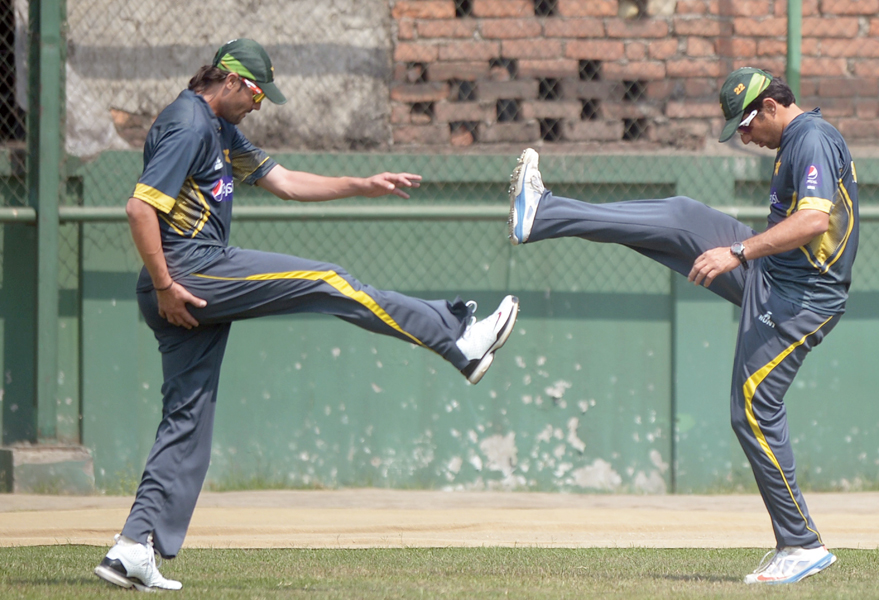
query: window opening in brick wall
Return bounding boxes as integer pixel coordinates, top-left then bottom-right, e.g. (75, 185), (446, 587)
(579, 60), (601, 82)
(539, 118), (562, 142)
(623, 118), (648, 141)
(497, 99), (520, 122)
(450, 121), (479, 144)
(405, 62), (428, 84)
(452, 79), (477, 102)
(538, 78), (562, 101)
(622, 80), (647, 102)
(580, 99), (600, 120)
(1, 0), (25, 142)
(489, 58), (518, 80)
(619, 0), (648, 19)
(410, 102), (435, 125)
(455, 0), (474, 18)
(534, 0), (559, 17)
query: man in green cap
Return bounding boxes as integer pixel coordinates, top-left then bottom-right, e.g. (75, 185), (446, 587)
(507, 67), (857, 584)
(93, 38), (519, 591)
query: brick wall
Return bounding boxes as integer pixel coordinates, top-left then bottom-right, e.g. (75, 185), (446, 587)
(389, 0), (879, 149)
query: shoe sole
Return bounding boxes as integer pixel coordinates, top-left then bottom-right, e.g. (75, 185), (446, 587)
(466, 297), (519, 384)
(508, 149), (534, 246)
(94, 565), (136, 590)
(747, 552), (837, 585)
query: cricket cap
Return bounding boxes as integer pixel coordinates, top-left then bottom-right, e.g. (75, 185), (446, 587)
(718, 67), (772, 142)
(212, 38), (287, 105)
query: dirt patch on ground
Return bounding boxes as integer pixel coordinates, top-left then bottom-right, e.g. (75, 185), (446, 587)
(1, 490), (876, 550)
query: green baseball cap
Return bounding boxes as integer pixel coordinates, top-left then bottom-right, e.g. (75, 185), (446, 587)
(718, 67), (772, 142)
(212, 38), (287, 105)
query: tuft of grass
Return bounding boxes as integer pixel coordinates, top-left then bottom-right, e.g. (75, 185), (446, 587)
(1, 546), (878, 599)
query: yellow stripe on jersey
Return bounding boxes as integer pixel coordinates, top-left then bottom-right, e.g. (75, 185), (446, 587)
(742, 316), (833, 546)
(133, 183), (176, 213)
(800, 181), (855, 273)
(193, 269), (425, 346)
(190, 178), (212, 238)
(796, 196), (833, 214)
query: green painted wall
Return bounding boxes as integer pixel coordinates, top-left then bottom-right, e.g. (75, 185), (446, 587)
(7, 151), (879, 493)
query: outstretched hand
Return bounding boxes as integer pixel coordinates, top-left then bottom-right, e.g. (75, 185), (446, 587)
(361, 172), (422, 199)
(157, 282), (207, 329)
(688, 247), (741, 288)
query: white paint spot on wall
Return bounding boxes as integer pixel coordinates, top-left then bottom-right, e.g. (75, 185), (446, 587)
(371, 457), (382, 467)
(295, 362), (302, 370)
(578, 400), (589, 413)
(650, 449), (669, 473)
(536, 425), (553, 444)
(567, 417), (586, 453)
(479, 432), (517, 477)
(523, 374), (532, 385)
(545, 380), (572, 399)
(522, 395), (533, 405)
(448, 456), (463, 474)
(376, 360), (383, 368)
(537, 356), (547, 366)
(469, 454), (483, 471)
(571, 459), (622, 491)
(515, 356), (526, 368)
(574, 363), (582, 371)
(553, 444), (566, 459)
(371, 383), (383, 393)
(324, 405), (332, 416)
(634, 470), (667, 493)
(332, 347), (341, 358)
(468, 430), (479, 444)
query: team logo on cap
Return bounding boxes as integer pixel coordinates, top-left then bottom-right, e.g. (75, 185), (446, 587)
(211, 176), (234, 202)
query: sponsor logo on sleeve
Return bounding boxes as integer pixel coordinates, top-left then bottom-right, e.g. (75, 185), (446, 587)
(211, 176), (234, 202)
(806, 164), (820, 190)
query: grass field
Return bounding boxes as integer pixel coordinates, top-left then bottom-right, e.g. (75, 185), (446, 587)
(2, 546), (878, 599)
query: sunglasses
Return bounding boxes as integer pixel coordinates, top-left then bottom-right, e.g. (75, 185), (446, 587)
(241, 77), (265, 103)
(737, 109), (759, 133)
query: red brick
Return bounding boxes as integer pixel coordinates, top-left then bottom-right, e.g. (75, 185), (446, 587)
(676, 0), (710, 14)
(393, 124), (451, 144)
(801, 58), (849, 76)
(774, 0), (820, 15)
(871, 18), (879, 36)
(837, 119), (879, 140)
(394, 43), (439, 62)
(606, 19), (670, 38)
(733, 18), (786, 36)
(600, 103), (663, 119)
(603, 61), (667, 80)
(855, 98), (879, 119)
(397, 18), (416, 40)
(717, 37), (757, 58)
(417, 19), (477, 38)
(666, 101), (722, 118)
(822, 38), (879, 58)
(719, 0), (771, 16)
(651, 119), (712, 147)
(802, 39), (820, 54)
(803, 17), (859, 37)
(390, 82), (450, 102)
(563, 120), (623, 142)
(450, 125), (475, 146)
(673, 18), (732, 36)
(502, 39), (563, 59)
(428, 61), (491, 82)
(815, 97), (855, 117)
(645, 79), (679, 100)
(392, 1), (455, 19)
(756, 39), (786, 57)
(520, 101), (582, 120)
(684, 78), (718, 97)
(820, 0), (879, 15)
(478, 121), (541, 143)
(472, 0), (533, 17)
(565, 40), (625, 61)
(478, 80), (539, 101)
(562, 79), (620, 100)
(649, 39), (680, 60)
(558, 0), (617, 17)
(390, 103), (412, 124)
(434, 101), (494, 123)
(854, 60), (879, 78)
(517, 59), (580, 78)
(626, 42), (648, 60)
(799, 79), (819, 97)
(544, 18), (605, 38)
(686, 37), (716, 57)
(666, 59), (720, 78)
(438, 40), (499, 61)
(481, 18), (542, 39)
(394, 62), (427, 83)
(818, 77), (879, 97)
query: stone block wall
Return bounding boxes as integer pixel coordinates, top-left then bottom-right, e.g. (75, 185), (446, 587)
(389, 0), (879, 149)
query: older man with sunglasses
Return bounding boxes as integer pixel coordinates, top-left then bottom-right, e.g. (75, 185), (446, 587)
(508, 67), (857, 585)
(93, 38), (519, 592)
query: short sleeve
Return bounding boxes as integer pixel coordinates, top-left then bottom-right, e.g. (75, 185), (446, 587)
(791, 132), (838, 215)
(228, 126), (277, 186)
(134, 127), (203, 213)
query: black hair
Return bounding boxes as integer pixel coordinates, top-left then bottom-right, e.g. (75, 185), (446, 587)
(744, 74), (797, 114)
(188, 66), (229, 93)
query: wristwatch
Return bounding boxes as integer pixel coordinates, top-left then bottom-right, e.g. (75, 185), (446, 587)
(730, 241), (749, 270)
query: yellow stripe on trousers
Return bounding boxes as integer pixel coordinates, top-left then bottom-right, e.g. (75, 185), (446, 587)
(193, 270), (425, 346)
(742, 315), (833, 545)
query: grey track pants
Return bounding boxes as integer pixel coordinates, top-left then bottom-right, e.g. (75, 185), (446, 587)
(528, 191), (839, 549)
(122, 247), (472, 558)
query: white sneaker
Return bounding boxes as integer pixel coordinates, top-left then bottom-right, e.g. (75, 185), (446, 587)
(508, 148), (544, 245)
(95, 534), (183, 591)
(744, 545), (837, 584)
(457, 295), (519, 384)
